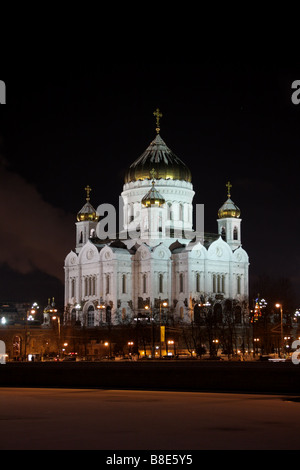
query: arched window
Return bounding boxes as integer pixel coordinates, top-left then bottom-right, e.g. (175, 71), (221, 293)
(87, 305), (95, 327)
(214, 303), (223, 323)
(221, 227), (226, 240)
(233, 226), (238, 240)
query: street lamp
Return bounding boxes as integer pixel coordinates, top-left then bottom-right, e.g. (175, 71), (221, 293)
(167, 339), (175, 356)
(159, 301), (168, 358)
(128, 341), (134, 356)
(275, 303), (284, 358)
(144, 305), (155, 358)
(52, 315), (61, 359)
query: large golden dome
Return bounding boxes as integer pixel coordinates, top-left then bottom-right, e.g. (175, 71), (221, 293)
(124, 134), (192, 184)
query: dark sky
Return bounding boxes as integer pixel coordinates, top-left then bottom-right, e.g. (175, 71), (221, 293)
(0, 62), (299, 309)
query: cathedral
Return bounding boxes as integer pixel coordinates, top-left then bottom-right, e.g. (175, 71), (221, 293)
(64, 111), (249, 333)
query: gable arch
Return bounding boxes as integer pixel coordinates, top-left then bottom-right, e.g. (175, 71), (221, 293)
(78, 241), (100, 264)
(208, 236), (233, 261)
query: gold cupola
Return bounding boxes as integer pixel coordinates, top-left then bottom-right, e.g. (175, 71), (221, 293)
(77, 185), (100, 222)
(124, 109), (192, 184)
(218, 181), (241, 219)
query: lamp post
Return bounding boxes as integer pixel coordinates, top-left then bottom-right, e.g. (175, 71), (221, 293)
(159, 301), (168, 358)
(168, 340), (175, 356)
(145, 305), (155, 358)
(128, 341), (134, 357)
(275, 303), (283, 358)
(52, 315), (61, 359)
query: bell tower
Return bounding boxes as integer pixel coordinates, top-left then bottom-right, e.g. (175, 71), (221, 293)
(217, 182), (242, 251)
(76, 185), (99, 253)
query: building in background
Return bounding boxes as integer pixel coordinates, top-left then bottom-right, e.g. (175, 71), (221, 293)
(64, 113), (249, 353)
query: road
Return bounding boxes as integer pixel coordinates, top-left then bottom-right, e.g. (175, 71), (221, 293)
(0, 388), (300, 450)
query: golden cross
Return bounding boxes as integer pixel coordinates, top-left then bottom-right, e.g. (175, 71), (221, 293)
(150, 168), (157, 182)
(153, 108), (162, 134)
(226, 181), (232, 198)
(85, 185), (92, 201)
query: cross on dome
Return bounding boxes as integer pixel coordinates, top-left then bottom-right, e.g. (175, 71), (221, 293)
(153, 108), (162, 134)
(226, 181), (232, 198)
(85, 185), (92, 202)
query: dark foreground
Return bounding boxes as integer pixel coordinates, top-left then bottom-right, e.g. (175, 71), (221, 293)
(1, 388), (300, 450)
(1, 360), (300, 394)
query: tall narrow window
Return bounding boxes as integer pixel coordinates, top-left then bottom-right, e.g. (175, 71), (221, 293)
(233, 227), (238, 240)
(196, 273), (200, 293)
(167, 203), (173, 221)
(122, 274), (126, 294)
(222, 275), (225, 294)
(143, 274), (147, 294)
(237, 275), (241, 295)
(122, 308), (126, 321)
(71, 279), (75, 298)
(221, 227), (226, 240)
(84, 277), (88, 297)
(180, 306), (184, 320)
(158, 214), (162, 232)
(87, 306), (95, 327)
(179, 273), (184, 293)
(179, 204), (184, 221)
(213, 274), (216, 293)
(106, 275), (110, 295)
(159, 273), (163, 294)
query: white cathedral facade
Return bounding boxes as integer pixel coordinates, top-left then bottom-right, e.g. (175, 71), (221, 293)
(64, 122), (249, 330)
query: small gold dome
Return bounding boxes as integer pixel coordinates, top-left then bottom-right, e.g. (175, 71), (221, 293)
(77, 202), (99, 222)
(218, 198), (241, 219)
(125, 134), (192, 183)
(77, 185), (99, 222)
(218, 181), (241, 219)
(141, 181), (166, 208)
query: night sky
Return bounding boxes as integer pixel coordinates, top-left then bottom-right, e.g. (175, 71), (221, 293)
(0, 62), (299, 310)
